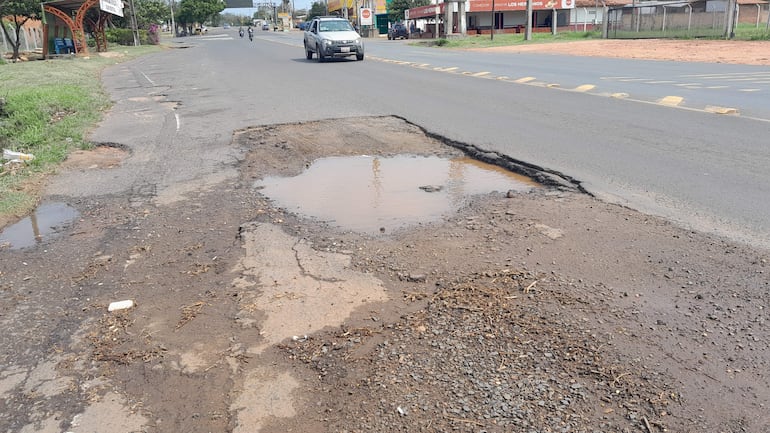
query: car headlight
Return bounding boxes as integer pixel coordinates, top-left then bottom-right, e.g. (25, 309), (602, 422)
(323, 39), (332, 46)
(354, 38), (361, 45)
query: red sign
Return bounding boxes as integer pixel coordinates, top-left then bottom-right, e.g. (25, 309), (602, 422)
(407, 3), (445, 19)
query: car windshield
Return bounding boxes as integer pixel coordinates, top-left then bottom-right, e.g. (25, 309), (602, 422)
(319, 20), (353, 32)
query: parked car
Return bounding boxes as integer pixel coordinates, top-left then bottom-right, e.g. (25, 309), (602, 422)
(388, 22), (409, 40)
(262, 23), (270, 30)
(303, 16), (364, 62)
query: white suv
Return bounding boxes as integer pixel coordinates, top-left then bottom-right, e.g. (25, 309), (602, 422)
(304, 17), (364, 62)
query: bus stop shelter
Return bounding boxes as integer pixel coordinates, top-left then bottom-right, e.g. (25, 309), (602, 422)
(41, 0), (115, 57)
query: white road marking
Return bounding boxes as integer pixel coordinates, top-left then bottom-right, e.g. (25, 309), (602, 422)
(140, 72), (155, 86)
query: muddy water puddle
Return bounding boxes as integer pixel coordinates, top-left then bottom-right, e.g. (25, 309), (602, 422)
(256, 155), (538, 234)
(0, 203), (79, 250)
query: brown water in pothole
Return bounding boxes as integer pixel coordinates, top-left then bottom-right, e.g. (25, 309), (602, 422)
(0, 203), (79, 250)
(255, 155), (538, 234)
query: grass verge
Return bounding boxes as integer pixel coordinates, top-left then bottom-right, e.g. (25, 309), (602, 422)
(417, 22), (769, 49)
(417, 31), (601, 48)
(0, 44), (161, 225)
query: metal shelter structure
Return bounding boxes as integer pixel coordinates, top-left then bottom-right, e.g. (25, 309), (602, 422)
(41, 0), (111, 56)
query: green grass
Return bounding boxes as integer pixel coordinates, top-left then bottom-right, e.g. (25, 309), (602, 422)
(418, 22), (768, 48)
(734, 23), (770, 40)
(415, 30), (602, 48)
(0, 44), (162, 221)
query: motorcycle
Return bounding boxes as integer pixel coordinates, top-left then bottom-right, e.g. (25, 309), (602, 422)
(248, 29), (254, 41)
(239, 29), (244, 38)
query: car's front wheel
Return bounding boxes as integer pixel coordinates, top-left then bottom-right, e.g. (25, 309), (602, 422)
(304, 42), (313, 60)
(356, 52), (364, 61)
(317, 44), (325, 62)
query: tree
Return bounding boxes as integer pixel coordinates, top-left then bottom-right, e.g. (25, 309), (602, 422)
(135, 0), (172, 29)
(307, 1), (326, 20)
(177, 0), (225, 30)
(387, 0), (429, 23)
(220, 12), (247, 26)
(0, 0), (41, 61)
(254, 4), (273, 22)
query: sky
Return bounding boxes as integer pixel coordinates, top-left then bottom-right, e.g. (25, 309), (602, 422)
(222, 0), (315, 17)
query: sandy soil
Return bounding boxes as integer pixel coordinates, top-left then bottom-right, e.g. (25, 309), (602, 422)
(481, 39), (770, 65)
(2, 115), (768, 433)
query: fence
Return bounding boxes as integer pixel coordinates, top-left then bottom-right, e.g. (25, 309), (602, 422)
(607, 2), (732, 38)
(2, 21), (44, 55)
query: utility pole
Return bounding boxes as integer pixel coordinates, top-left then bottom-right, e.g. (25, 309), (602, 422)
(525, 0), (532, 40)
(169, 0), (176, 36)
(551, 8), (557, 34)
(490, 0), (495, 40)
(724, 0), (736, 38)
(128, 0), (140, 45)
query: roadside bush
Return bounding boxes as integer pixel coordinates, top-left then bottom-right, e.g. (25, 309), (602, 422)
(148, 24), (159, 45)
(105, 28), (152, 45)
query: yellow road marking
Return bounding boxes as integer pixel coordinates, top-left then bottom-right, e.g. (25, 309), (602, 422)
(573, 84), (595, 92)
(658, 96), (683, 106)
(705, 106), (739, 115)
(515, 77), (536, 83)
(471, 71), (491, 77)
(611, 93), (629, 98)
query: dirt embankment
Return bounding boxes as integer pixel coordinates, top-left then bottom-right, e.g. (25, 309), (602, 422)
(480, 39), (770, 65)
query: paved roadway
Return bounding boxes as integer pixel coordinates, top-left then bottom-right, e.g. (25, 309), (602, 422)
(117, 29), (770, 248)
(259, 29), (770, 120)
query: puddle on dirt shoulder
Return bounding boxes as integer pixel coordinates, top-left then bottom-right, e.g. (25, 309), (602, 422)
(0, 202), (79, 250)
(255, 154), (539, 234)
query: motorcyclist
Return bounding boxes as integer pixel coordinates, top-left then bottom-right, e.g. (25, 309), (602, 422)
(247, 26), (254, 41)
(239, 26), (244, 38)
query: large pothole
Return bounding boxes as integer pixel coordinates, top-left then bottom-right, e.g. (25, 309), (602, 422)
(237, 116), (574, 235)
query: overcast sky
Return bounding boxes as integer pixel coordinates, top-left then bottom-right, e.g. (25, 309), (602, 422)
(223, 0), (316, 17)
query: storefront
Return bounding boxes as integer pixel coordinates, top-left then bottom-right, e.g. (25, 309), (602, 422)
(407, 0), (575, 36)
(328, 0), (388, 35)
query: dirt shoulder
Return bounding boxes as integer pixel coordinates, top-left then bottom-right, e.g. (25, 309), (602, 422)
(478, 39), (770, 65)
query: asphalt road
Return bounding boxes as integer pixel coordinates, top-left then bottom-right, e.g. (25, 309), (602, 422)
(97, 29), (770, 249)
(259, 29), (770, 120)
